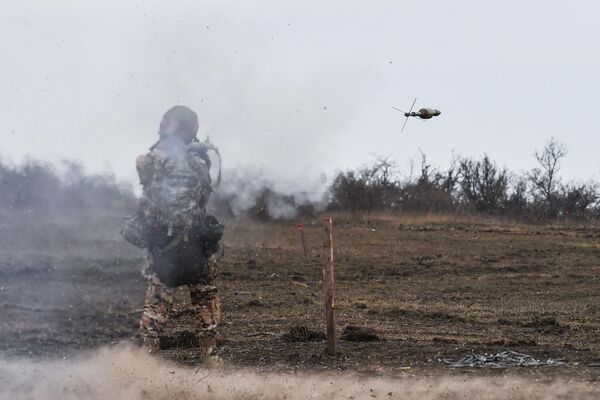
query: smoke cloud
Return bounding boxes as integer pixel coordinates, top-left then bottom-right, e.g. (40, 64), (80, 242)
(211, 167), (330, 220)
(1, 1), (382, 192)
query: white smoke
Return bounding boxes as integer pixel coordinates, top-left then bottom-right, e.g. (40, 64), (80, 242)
(212, 167), (330, 220)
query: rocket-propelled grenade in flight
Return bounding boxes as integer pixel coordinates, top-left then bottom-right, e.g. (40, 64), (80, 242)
(393, 97), (441, 132)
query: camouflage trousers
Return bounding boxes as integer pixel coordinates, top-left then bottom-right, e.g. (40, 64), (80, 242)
(139, 256), (221, 356)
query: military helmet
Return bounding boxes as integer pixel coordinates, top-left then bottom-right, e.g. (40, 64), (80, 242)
(159, 105), (199, 143)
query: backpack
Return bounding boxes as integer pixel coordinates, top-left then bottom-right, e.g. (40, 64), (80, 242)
(122, 138), (224, 285)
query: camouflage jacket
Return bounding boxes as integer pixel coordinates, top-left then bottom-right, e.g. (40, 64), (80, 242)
(136, 138), (212, 229)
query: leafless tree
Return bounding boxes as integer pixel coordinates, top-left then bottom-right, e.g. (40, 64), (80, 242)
(329, 155), (400, 220)
(528, 138), (568, 216)
(372, 155), (395, 186)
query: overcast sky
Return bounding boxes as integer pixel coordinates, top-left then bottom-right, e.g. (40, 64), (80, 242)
(2, 0), (599, 191)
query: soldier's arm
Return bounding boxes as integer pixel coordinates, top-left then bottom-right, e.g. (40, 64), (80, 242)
(187, 144), (211, 186)
(189, 156), (212, 190)
(187, 144), (213, 206)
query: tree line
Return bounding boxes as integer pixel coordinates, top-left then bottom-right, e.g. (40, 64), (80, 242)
(2, 138), (597, 222)
(329, 138), (599, 221)
(0, 160), (136, 214)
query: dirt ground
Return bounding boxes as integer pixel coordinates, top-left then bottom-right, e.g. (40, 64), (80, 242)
(3, 211), (600, 381)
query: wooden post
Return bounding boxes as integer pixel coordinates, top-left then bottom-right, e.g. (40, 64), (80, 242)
(297, 223), (307, 258)
(322, 218), (336, 355)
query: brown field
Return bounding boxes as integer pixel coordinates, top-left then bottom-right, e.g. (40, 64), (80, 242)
(3, 211), (600, 380)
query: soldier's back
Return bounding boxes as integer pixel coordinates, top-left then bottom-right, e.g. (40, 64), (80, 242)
(141, 138), (210, 228)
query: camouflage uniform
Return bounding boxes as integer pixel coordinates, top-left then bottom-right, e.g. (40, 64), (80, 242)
(139, 255), (221, 355)
(134, 136), (221, 356)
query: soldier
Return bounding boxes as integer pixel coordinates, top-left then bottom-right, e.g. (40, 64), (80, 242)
(122, 105), (224, 364)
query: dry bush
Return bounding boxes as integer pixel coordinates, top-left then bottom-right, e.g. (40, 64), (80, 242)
(328, 141), (600, 222)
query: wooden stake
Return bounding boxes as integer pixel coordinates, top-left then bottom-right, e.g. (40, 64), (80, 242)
(322, 218), (336, 355)
(297, 223), (307, 258)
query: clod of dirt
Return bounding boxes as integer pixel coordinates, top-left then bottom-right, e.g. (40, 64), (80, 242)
(369, 307), (466, 323)
(487, 338), (537, 347)
(525, 317), (569, 335)
(291, 274), (306, 282)
(246, 259), (257, 269)
(244, 299), (267, 308)
(159, 330), (198, 350)
(340, 325), (381, 342)
(432, 337), (458, 344)
(281, 326), (325, 342)
(497, 317), (569, 335)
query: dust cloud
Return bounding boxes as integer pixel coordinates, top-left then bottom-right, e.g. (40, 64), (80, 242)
(0, 344), (597, 400)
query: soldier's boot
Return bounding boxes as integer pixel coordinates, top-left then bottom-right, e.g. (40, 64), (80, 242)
(141, 336), (160, 352)
(189, 284), (222, 366)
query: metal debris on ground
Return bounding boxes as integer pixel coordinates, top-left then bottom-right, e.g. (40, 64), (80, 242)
(441, 350), (566, 368)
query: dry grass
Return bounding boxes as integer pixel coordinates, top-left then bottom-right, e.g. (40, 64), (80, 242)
(323, 210), (600, 229)
(158, 212), (600, 377)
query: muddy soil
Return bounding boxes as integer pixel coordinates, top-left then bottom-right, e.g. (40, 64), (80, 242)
(3, 211), (600, 380)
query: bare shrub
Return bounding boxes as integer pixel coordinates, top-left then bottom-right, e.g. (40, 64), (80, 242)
(329, 156), (399, 220)
(458, 155), (508, 214)
(0, 159), (135, 215)
(502, 176), (529, 218)
(398, 153), (457, 213)
(557, 182), (599, 218)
